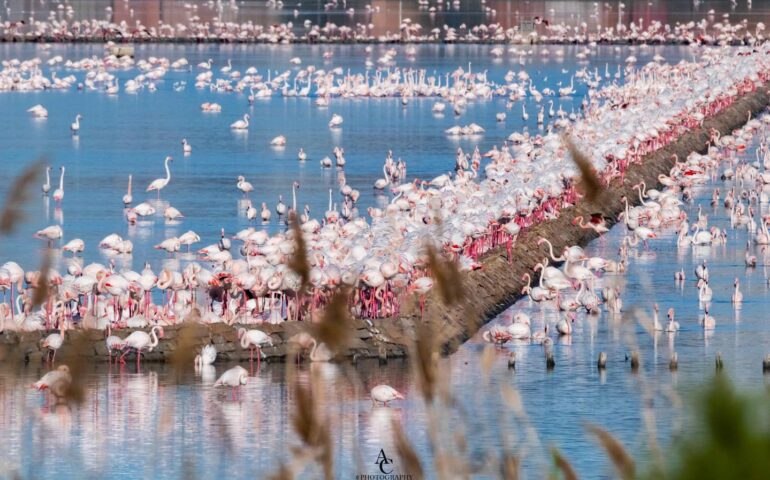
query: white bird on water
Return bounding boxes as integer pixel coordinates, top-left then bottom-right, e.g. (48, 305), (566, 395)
(214, 365), (248, 398)
(231, 114), (250, 130)
(53, 166), (65, 203)
(70, 114), (81, 135)
(195, 345), (217, 366)
(329, 114), (343, 128)
(146, 156), (173, 199)
(370, 385), (405, 406)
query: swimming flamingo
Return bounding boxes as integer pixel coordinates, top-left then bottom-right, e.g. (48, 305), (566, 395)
(146, 156), (173, 199)
(370, 384), (404, 406)
(182, 138), (192, 154)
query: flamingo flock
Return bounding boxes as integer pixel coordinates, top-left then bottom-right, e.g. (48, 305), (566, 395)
(0, 5), (765, 45)
(483, 96), (770, 359)
(2, 43), (768, 343)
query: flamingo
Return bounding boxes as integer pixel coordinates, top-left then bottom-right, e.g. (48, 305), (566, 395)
(238, 328), (273, 368)
(308, 337), (334, 362)
(120, 326), (164, 367)
(556, 311), (575, 335)
(231, 114), (250, 130)
(105, 333), (126, 362)
(41, 327), (65, 363)
(52, 166), (65, 204)
(70, 114), (81, 135)
(146, 156), (173, 199)
(732, 278), (743, 304)
(123, 175), (133, 206)
(34, 225), (63, 246)
(482, 326), (513, 345)
(371, 385), (404, 406)
(182, 138), (192, 154)
(195, 344), (217, 366)
(214, 365), (248, 399)
(41, 166), (51, 195)
(32, 365), (72, 400)
(665, 308), (680, 332)
(237, 176), (254, 197)
(62, 238), (85, 256)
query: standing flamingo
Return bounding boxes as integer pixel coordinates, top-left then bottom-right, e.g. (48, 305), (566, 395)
(214, 365), (248, 399)
(52, 166), (65, 204)
(371, 385), (404, 406)
(123, 175), (133, 206)
(70, 114), (81, 135)
(238, 328), (273, 369)
(146, 156), (173, 199)
(120, 326), (164, 367)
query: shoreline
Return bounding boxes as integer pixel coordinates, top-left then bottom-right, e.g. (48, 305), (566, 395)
(0, 38), (755, 47)
(4, 81), (768, 364)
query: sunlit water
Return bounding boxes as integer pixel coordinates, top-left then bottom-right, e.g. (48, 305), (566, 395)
(2, 42), (770, 478)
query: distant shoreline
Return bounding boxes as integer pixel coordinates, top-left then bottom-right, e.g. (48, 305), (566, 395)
(0, 37), (758, 47)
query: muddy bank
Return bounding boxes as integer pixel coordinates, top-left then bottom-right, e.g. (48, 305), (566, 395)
(2, 84), (768, 365)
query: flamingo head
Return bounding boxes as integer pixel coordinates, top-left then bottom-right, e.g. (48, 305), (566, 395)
(653, 303), (658, 312)
(157, 327), (165, 339)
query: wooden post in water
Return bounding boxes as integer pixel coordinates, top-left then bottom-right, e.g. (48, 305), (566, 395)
(545, 348), (555, 370)
(597, 352), (607, 370)
(508, 351), (516, 370)
(763, 354), (770, 373)
(669, 352), (678, 371)
(630, 350), (640, 372)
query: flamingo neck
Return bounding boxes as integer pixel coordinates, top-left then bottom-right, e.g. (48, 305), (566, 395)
(165, 159), (171, 181)
(150, 327), (160, 348)
(59, 169), (65, 189)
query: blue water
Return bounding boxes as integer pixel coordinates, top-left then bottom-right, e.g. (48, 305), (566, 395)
(1, 43), (768, 479)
